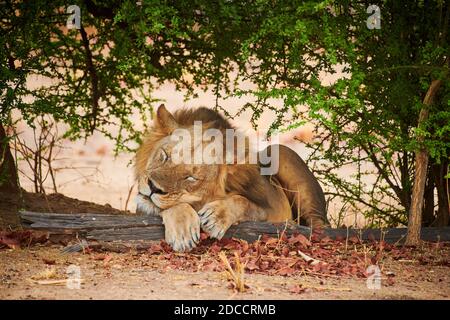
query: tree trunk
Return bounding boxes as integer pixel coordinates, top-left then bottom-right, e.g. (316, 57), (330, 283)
(422, 165), (435, 226)
(0, 122), (19, 193)
(406, 79), (442, 245)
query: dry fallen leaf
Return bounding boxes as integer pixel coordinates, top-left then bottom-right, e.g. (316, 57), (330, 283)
(288, 234), (311, 247)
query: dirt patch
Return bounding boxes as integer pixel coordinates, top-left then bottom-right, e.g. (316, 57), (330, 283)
(0, 246), (449, 300)
(0, 190), (130, 228)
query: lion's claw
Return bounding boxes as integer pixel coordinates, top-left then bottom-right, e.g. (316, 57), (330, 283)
(198, 202), (231, 240)
(166, 233), (198, 252)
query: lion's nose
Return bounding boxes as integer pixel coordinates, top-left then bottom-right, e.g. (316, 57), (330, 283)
(148, 179), (166, 195)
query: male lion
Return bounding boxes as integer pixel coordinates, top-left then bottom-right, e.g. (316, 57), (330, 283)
(135, 104), (328, 252)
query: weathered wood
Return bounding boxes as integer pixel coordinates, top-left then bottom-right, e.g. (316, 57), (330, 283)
(20, 211), (161, 231)
(20, 210), (450, 243)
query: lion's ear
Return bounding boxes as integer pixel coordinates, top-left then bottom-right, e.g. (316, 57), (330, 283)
(156, 104), (177, 133)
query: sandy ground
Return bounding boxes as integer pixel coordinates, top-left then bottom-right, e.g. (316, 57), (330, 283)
(1, 245), (449, 300)
(1, 192), (449, 300)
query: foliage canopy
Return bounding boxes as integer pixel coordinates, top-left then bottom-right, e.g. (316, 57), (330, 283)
(1, 0), (449, 226)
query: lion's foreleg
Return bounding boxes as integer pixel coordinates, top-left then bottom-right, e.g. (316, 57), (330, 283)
(161, 203), (201, 252)
(198, 195), (266, 239)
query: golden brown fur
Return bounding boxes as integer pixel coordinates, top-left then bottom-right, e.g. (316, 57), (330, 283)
(135, 105), (328, 252)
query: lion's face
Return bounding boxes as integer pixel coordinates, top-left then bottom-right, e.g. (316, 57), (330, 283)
(135, 106), (225, 215)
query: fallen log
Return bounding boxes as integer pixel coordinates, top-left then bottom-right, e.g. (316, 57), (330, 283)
(20, 210), (450, 243)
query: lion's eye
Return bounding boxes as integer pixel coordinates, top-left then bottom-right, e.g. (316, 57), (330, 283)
(185, 176), (197, 182)
(160, 149), (168, 163)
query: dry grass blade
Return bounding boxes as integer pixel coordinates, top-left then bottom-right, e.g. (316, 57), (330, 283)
(30, 267), (58, 280)
(218, 251), (246, 292)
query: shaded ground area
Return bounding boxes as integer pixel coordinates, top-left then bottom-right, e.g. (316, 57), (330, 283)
(1, 191), (449, 300)
(0, 191), (129, 228)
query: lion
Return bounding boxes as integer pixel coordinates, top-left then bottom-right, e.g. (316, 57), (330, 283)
(135, 104), (328, 252)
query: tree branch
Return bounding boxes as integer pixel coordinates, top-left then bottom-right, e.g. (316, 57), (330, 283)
(79, 26), (100, 132)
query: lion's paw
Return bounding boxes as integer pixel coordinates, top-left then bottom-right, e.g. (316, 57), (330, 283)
(198, 201), (232, 240)
(161, 204), (200, 252)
